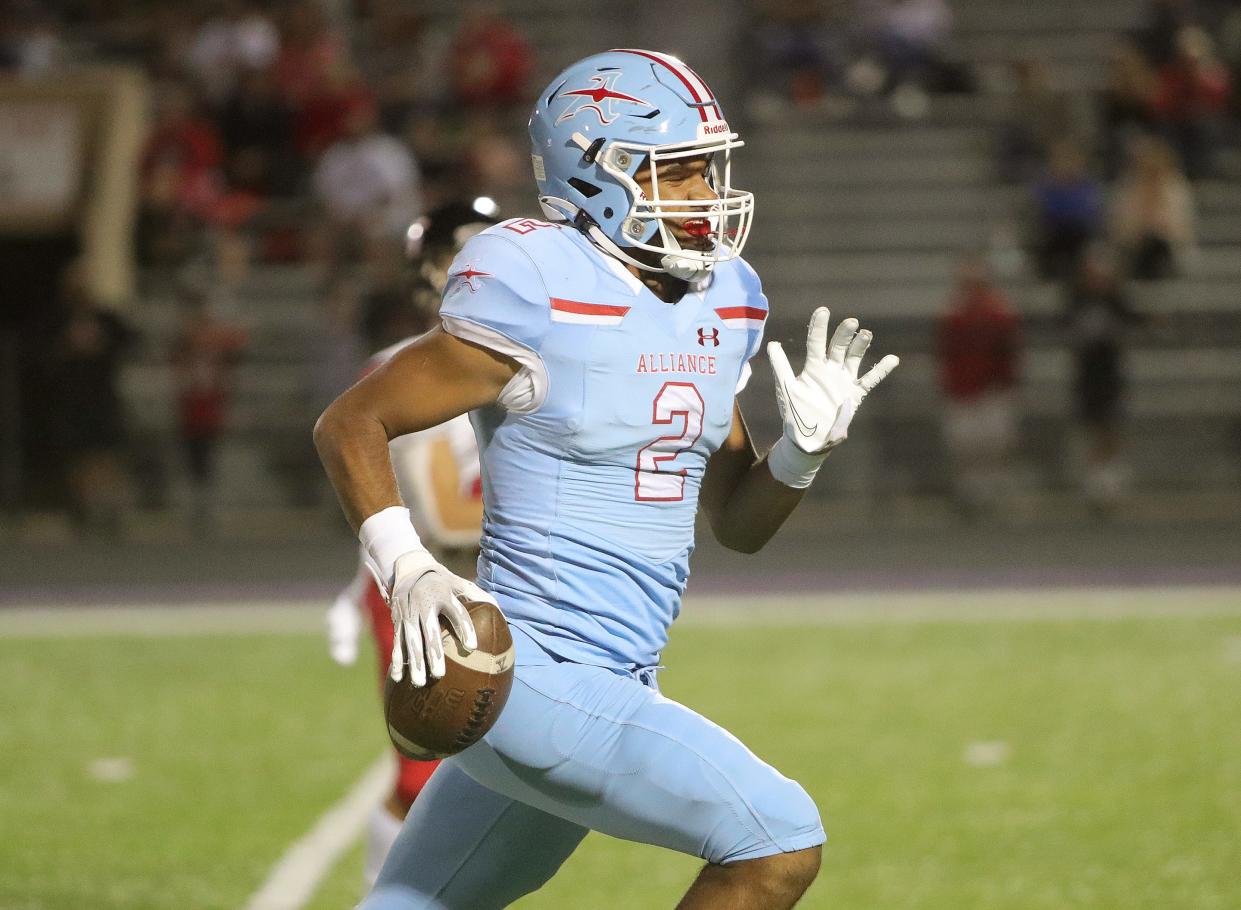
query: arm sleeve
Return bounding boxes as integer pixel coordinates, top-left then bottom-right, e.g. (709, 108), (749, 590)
(439, 233), (553, 414)
(733, 262), (769, 394)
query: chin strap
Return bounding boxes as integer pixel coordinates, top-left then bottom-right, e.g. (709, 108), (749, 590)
(659, 253), (710, 283)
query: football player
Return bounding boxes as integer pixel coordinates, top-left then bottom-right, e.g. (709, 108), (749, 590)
(325, 201), (497, 886)
(315, 50), (898, 909)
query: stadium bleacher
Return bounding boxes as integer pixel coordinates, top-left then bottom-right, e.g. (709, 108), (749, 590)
(114, 0), (1240, 514)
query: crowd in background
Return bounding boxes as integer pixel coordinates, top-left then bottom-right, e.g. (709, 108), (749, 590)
(3, 0), (1240, 532)
(747, 0), (972, 116)
(1, 0), (535, 531)
(940, 0), (1241, 516)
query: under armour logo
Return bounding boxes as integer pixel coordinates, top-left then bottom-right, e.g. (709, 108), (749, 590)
(697, 328), (720, 347)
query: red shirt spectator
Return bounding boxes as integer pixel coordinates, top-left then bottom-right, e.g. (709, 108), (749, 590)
(141, 97), (223, 188)
(272, 2), (344, 106)
(171, 298), (248, 441)
(295, 70), (375, 160)
(938, 261), (1021, 400)
(141, 87), (226, 222)
(448, 10), (533, 108)
(1153, 27), (1230, 122)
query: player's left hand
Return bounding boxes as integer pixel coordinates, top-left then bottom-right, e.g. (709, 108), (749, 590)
(767, 307), (899, 454)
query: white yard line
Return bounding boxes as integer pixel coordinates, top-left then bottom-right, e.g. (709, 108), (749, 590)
(0, 602), (324, 637)
(240, 753), (392, 910)
(1, 587), (1240, 638)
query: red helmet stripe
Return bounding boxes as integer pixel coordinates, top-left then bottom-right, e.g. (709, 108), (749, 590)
(610, 49), (722, 122)
(680, 60), (725, 121)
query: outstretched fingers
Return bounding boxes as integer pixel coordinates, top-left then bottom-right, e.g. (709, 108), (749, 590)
(805, 307), (831, 368)
(844, 328), (872, 379)
(828, 317), (859, 365)
(858, 354), (900, 393)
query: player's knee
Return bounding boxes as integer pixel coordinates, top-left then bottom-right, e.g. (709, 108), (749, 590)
(710, 773), (823, 864)
(779, 780), (823, 837)
(776, 844), (822, 893)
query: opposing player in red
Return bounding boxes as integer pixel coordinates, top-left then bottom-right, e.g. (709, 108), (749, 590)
(325, 201), (498, 885)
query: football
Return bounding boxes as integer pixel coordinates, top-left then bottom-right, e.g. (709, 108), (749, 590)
(383, 599), (515, 761)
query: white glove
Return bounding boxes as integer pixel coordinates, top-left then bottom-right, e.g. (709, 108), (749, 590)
(326, 569), (366, 666)
(386, 549), (496, 687)
(766, 307), (899, 487)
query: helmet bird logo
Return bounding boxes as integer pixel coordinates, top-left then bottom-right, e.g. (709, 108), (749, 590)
(449, 265), (493, 293)
(555, 74), (650, 126)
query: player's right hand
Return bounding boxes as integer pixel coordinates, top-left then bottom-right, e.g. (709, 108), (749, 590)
(387, 550), (494, 687)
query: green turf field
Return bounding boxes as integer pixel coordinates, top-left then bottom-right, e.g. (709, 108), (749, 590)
(3, 590), (1240, 910)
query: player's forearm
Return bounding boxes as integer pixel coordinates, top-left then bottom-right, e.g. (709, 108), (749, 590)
(710, 455), (807, 554)
(313, 401), (403, 533)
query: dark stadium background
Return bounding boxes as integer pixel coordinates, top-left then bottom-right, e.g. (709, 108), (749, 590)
(1, 0), (1237, 597)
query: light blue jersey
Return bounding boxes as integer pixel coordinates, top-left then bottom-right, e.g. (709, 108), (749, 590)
(439, 217), (768, 669)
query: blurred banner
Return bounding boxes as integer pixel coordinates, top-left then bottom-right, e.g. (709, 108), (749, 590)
(0, 67), (146, 306)
(0, 97), (82, 229)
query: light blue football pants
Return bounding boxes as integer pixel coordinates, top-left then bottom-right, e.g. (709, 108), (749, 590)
(361, 623), (824, 910)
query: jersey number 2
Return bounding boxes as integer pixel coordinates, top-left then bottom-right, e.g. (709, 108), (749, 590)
(635, 382), (704, 502)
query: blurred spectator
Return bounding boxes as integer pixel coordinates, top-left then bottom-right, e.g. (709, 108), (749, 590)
(272, 1), (346, 107)
(188, 0), (280, 104)
(45, 264), (137, 534)
(1031, 139), (1104, 281)
(170, 291), (248, 533)
(294, 62), (375, 161)
(1152, 26), (1231, 177)
(999, 58), (1079, 184)
(1099, 40), (1159, 179)
(218, 64), (298, 197)
(874, 0), (954, 91)
(1110, 136), (1197, 279)
(312, 99), (421, 267)
(138, 84), (226, 263)
(751, 0), (849, 106)
(1137, 0), (1198, 68)
(1064, 247), (1146, 511)
(937, 253), (1022, 517)
(359, 1), (438, 135)
(448, 2), (533, 111)
(0, 6), (65, 77)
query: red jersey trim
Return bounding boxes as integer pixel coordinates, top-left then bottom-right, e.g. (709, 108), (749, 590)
(550, 299), (632, 316)
(714, 306), (768, 321)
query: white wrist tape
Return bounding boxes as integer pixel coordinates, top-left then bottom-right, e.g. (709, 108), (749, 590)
(358, 506), (427, 594)
(767, 436), (831, 489)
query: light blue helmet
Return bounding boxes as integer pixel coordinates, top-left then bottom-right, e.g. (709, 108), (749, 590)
(529, 49), (754, 281)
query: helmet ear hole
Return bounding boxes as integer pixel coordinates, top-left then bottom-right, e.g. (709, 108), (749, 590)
(568, 177), (602, 198)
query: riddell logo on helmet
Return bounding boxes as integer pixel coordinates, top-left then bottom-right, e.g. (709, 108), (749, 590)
(697, 120), (730, 138)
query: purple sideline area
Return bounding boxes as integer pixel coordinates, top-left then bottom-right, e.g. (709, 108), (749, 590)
(2, 508), (1239, 606)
